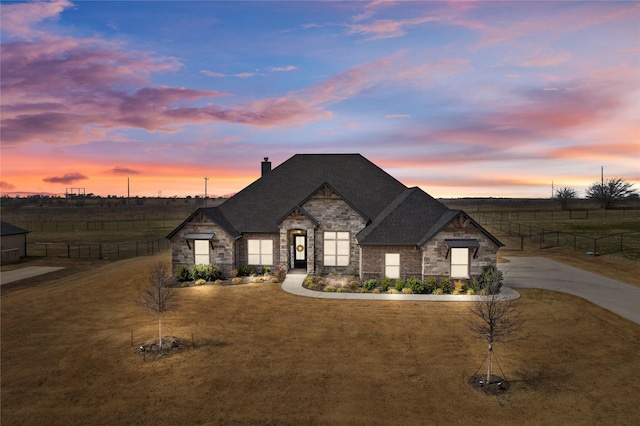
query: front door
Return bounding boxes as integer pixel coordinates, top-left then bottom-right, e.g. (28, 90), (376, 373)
(294, 234), (306, 269)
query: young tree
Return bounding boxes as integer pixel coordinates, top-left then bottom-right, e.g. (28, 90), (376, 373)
(466, 267), (530, 387)
(137, 261), (177, 349)
(586, 178), (638, 209)
(554, 186), (577, 210)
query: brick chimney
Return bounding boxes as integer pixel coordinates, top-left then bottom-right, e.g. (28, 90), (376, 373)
(261, 157), (271, 176)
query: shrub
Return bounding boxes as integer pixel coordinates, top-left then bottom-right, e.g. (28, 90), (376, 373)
(303, 276), (315, 286)
(337, 287), (347, 293)
(314, 277), (325, 285)
(394, 279), (405, 291)
(477, 265), (503, 294)
(195, 278), (206, 286)
(388, 288), (399, 294)
(191, 264), (222, 281)
(307, 283), (319, 291)
(323, 285), (337, 292)
(231, 277), (243, 285)
(180, 281), (190, 288)
(349, 281), (360, 291)
(262, 265), (271, 274)
(238, 264), (257, 277)
(381, 277), (391, 292)
(437, 277), (452, 294)
(466, 288), (475, 295)
(467, 277), (480, 293)
(478, 288), (488, 296)
(401, 287), (413, 294)
(433, 288), (444, 295)
(363, 279), (378, 291)
(372, 288), (381, 294)
(231, 268), (239, 278)
(453, 280), (466, 295)
(174, 265), (192, 282)
(355, 287), (368, 293)
(275, 265), (286, 281)
(213, 279), (223, 286)
(270, 278), (279, 283)
(424, 276), (437, 294)
(252, 277), (263, 283)
(406, 277), (426, 294)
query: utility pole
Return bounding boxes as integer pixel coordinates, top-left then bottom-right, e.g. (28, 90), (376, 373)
(204, 177), (209, 207)
(601, 166), (604, 209)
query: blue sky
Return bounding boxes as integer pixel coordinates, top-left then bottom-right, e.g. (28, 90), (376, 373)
(1, 0), (638, 198)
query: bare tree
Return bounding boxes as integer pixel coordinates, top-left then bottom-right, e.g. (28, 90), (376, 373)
(466, 267), (530, 387)
(586, 178), (638, 209)
(137, 261), (177, 349)
(554, 186), (577, 210)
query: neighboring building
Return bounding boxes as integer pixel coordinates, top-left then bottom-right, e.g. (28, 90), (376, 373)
(1, 221), (29, 264)
(167, 154), (502, 280)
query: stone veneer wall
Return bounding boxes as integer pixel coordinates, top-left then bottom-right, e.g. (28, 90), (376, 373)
(169, 215), (236, 277)
(279, 215), (317, 274)
(359, 245), (422, 281)
(236, 232), (281, 270)
(301, 189), (368, 274)
(421, 223), (499, 279)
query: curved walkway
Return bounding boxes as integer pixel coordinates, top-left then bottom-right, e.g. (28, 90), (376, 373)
(281, 272), (520, 302)
(499, 257), (640, 325)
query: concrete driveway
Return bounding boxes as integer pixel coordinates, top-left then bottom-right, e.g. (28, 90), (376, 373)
(1, 266), (65, 286)
(499, 257), (640, 325)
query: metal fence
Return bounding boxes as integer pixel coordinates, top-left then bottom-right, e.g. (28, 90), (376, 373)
(472, 213), (640, 256)
(16, 219), (181, 233)
(27, 239), (170, 260)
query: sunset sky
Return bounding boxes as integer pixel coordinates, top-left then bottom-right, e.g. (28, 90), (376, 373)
(1, 0), (638, 199)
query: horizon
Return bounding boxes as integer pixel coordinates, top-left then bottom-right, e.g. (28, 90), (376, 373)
(1, 1), (638, 199)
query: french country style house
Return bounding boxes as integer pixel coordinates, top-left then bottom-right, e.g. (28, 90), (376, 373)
(167, 154), (502, 280)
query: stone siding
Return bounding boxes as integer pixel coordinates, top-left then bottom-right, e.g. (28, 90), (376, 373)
(359, 245), (422, 281)
(169, 214), (236, 277)
(301, 188), (367, 274)
(422, 222), (499, 279)
(237, 232), (281, 271)
(279, 214), (317, 274)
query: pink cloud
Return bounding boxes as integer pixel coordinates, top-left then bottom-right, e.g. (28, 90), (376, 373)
(521, 52), (573, 68)
(1, 181), (16, 190)
(110, 167), (140, 175)
(1, 0), (73, 39)
(43, 172), (88, 184)
(348, 16), (439, 40)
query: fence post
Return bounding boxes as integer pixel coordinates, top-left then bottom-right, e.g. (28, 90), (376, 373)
(520, 236), (524, 251)
(117, 244), (120, 259)
(620, 233), (623, 252)
(574, 234), (576, 251)
(594, 238), (597, 254)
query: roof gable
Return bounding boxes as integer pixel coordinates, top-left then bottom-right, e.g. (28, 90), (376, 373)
(217, 154), (407, 233)
(357, 187), (450, 245)
(1, 221), (29, 236)
(166, 207), (240, 240)
(418, 210), (504, 247)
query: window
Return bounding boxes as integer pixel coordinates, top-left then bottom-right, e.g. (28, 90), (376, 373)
(324, 231), (350, 266)
(194, 240), (210, 265)
(248, 239), (273, 265)
(385, 253), (400, 279)
(450, 248), (469, 278)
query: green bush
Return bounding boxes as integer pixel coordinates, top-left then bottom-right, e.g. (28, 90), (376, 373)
(303, 276), (315, 286)
(323, 285), (337, 292)
(191, 264), (222, 281)
(433, 288), (444, 295)
(349, 281), (360, 291)
(307, 283), (319, 291)
(262, 265), (271, 274)
(394, 279), (405, 291)
(363, 279), (378, 291)
(424, 276), (437, 293)
(337, 287), (347, 293)
(406, 277), (426, 294)
(477, 265), (503, 294)
(437, 277), (452, 294)
(381, 277), (391, 292)
(401, 287), (413, 294)
(174, 265), (192, 282)
(466, 288), (475, 295)
(238, 264), (257, 277)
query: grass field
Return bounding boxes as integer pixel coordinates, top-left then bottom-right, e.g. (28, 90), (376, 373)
(2, 253), (640, 425)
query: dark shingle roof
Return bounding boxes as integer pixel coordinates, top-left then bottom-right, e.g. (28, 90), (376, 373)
(1, 221), (29, 236)
(217, 154), (407, 232)
(356, 187), (450, 245)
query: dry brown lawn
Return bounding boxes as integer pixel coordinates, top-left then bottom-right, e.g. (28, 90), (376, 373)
(2, 253), (640, 425)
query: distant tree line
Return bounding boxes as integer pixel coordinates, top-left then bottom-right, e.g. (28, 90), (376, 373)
(555, 178), (638, 210)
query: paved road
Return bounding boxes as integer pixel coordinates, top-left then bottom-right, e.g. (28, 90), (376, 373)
(1, 266), (65, 285)
(499, 257), (640, 325)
